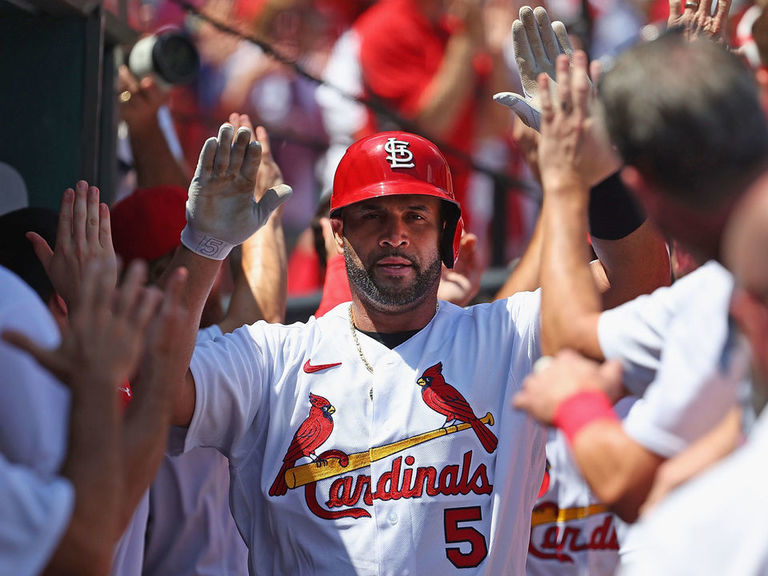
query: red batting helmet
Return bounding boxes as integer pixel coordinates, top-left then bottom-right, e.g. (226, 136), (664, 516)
(331, 131), (464, 268)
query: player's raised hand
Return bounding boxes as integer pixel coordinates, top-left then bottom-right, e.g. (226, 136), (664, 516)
(132, 265), (189, 397)
(438, 232), (483, 307)
(181, 121), (292, 260)
(2, 258), (161, 392)
(537, 51), (620, 193)
(668, 0), (731, 43)
(493, 6), (572, 131)
(227, 113), (287, 198)
(27, 181), (117, 313)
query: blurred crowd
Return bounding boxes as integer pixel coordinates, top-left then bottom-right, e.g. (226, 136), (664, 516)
(4, 0), (768, 573)
(118, 0), (670, 276)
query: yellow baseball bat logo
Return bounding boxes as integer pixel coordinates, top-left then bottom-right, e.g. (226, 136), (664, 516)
(285, 412), (495, 489)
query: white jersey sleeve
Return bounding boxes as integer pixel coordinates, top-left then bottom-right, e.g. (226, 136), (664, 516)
(600, 262), (739, 457)
(0, 267), (70, 474)
(185, 320), (279, 457)
(0, 452), (73, 576)
(197, 323), (223, 343)
(619, 408), (768, 576)
(109, 491), (149, 576)
(0, 266), (73, 575)
(597, 263), (726, 396)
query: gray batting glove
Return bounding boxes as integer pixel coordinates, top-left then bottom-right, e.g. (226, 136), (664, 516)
(181, 123), (293, 260)
(493, 6), (572, 132)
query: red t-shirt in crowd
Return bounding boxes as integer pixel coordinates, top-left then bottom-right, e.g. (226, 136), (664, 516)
(315, 253), (352, 317)
(354, 0), (482, 225)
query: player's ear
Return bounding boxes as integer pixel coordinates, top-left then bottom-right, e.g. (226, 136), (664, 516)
(330, 216), (344, 251)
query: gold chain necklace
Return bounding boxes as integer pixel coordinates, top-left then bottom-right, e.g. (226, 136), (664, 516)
(348, 302), (439, 376)
(349, 303), (439, 401)
(349, 305), (374, 374)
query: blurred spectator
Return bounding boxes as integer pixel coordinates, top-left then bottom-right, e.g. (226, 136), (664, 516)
(0, 162), (29, 217)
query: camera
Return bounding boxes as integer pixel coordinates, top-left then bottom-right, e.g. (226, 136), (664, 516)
(127, 30), (200, 88)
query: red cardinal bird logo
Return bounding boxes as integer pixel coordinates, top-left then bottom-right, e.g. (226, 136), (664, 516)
(417, 362), (498, 454)
(269, 392), (336, 496)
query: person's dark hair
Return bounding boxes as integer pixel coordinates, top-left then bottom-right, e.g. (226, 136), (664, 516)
(598, 30), (768, 210)
(0, 207), (58, 303)
(311, 192), (333, 270)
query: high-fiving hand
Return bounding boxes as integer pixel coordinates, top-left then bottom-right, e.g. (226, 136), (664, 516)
(537, 51), (621, 191)
(181, 123), (292, 260)
(668, 0), (731, 43)
(494, 6), (573, 131)
(28, 181), (116, 313)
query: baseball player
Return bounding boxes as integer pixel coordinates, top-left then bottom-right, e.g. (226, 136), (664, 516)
(161, 124), (666, 574)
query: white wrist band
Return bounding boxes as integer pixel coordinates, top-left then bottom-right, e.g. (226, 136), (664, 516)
(180, 224), (235, 261)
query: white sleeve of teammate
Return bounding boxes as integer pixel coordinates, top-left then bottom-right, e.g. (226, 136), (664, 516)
(621, 294), (742, 458)
(196, 323), (223, 343)
(605, 262), (738, 457)
(184, 324), (268, 458)
(0, 270), (70, 474)
(597, 262), (725, 396)
(0, 452), (74, 576)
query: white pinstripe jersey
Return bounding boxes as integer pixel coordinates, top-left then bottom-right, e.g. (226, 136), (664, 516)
(184, 293), (545, 575)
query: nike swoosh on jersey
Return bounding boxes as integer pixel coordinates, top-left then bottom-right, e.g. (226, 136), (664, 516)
(303, 359), (343, 373)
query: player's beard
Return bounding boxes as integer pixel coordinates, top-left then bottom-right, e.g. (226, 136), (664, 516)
(344, 239), (442, 311)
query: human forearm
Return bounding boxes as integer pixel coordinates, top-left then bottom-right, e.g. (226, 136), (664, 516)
(416, 33), (478, 137)
(495, 214), (542, 299)
(45, 386), (122, 576)
(571, 420), (665, 522)
(241, 211), (288, 323)
(540, 181), (603, 357)
(119, 382), (173, 531)
(584, 169), (666, 300)
(129, 117), (189, 190)
(641, 407), (742, 516)
(221, 208), (287, 331)
(159, 247), (221, 426)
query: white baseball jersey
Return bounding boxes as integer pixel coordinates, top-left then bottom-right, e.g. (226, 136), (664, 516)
(0, 451), (73, 576)
(110, 492), (149, 576)
(598, 261), (746, 457)
(143, 324), (248, 576)
(619, 395), (768, 575)
(182, 293), (545, 575)
(526, 398), (635, 576)
(0, 265), (72, 575)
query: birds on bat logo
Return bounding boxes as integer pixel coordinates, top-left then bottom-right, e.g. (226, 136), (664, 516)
(269, 392), (336, 497)
(417, 362), (498, 454)
(268, 363), (498, 504)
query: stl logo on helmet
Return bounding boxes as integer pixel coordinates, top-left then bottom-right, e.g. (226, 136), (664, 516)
(384, 137), (415, 169)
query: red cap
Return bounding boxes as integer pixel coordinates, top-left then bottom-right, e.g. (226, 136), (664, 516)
(111, 186), (187, 263)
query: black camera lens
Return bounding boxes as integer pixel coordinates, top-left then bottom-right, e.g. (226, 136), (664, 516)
(152, 32), (199, 85)
(128, 31), (200, 87)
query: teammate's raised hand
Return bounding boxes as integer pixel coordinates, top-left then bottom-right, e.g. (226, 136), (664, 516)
(537, 51), (620, 192)
(493, 6), (572, 131)
(668, 0), (731, 43)
(438, 232), (483, 307)
(27, 181), (117, 313)
(2, 258), (161, 392)
(181, 122), (292, 260)
(227, 112), (286, 198)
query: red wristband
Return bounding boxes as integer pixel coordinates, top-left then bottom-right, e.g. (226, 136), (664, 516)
(552, 390), (618, 444)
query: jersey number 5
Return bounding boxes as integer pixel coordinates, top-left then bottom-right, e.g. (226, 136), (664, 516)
(443, 506), (488, 568)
